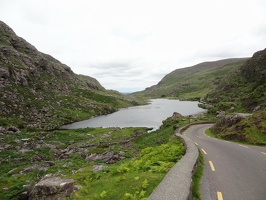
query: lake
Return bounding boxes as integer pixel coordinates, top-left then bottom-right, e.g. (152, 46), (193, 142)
(61, 99), (206, 130)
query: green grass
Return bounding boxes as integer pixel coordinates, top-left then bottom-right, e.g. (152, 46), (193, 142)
(0, 115), (188, 199)
(210, 111), (266, 145)
(205, 128), (216, 138)
(192, 151), (204, 200)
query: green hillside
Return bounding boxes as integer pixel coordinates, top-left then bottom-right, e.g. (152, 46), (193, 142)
(133, 48), (266, 145)
(205, 48), (266, 145)
(132, 58), (247, 100)
(206, 48), (266, 111)
(0, 21), (140, 130)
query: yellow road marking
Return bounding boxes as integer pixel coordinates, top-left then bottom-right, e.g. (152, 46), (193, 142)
(194, 142), (198, 146)
(261, 152), (266, 156)
(201, 149), (207, 154)
(209, 161), (215, 171)
(239, 144), (248, 148)
(217, 191), (223, 200)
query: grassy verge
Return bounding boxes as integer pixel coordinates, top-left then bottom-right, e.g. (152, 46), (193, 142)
(205, 128), (216, 138)
(192, 151), (204, 200)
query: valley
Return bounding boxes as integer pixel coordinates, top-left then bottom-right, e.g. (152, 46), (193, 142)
(1, 19), (265, 199)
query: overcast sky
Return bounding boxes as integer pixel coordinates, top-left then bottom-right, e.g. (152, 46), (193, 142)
(0, 0), (266, 92)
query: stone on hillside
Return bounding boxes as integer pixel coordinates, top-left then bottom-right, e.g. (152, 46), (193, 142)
(85, 151), (122, 164)
(0, 68), (10, 79)
(85, 152), (114, 162)
(63, 162), (73, 167)
(172, 112), (183, 117)
(216, 110), (225, 118)
(5, 126), (20, 133)
(20, 165), (47, 174)
(30, 177), (75, 200)
(41, 161), (55, 167)
(0, 126), (5, 133)
(93, 164), (106, 172)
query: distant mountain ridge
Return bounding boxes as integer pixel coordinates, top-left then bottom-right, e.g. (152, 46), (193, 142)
(133, 58), (248, 100)
(0, 21), (139, 130)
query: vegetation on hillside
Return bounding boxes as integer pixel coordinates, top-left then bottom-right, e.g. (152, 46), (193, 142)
(204, 49), (266, 144)
(0, 114), (197, 200)
(0, 20), (142, 130)
(132, 58), (247, 100)
(206, 49), (266, 111)
(208, 111), (266, 145)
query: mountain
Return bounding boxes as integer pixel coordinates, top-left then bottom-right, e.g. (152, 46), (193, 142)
(0, 21), (139, 130)
(133, 48), (266, 145)
(205, 48), (266, 111)
(132, 58), (247, 100)
(206, 49), (266, 145)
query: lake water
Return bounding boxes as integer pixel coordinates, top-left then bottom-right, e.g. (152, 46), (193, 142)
(61, 99), (206, 130)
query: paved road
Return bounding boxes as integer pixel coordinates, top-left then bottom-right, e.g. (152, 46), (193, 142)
(185, 124), (266, 200)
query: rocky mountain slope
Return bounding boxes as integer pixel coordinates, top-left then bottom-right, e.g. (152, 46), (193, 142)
(132, 58), (247, 100)
(0, 21), (139, 130)
(206, 48), (266, 144)
(206, 48), (266, 111)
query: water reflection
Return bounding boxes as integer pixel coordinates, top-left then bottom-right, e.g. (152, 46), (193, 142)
(61, 99), (206, 130)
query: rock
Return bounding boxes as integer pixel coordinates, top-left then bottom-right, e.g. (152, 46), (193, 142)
(253, 105), (261, 112)
(3, 144), (12, 149)
(18, 191), (29, 200)
(85, 151), (121, 163)
(216, 110), (225, 118)
(41, 161), (55, 167)
(30, 177), (75, 200)
(80, 149), (89, 158)
(63, 162), (73, 167)
(93, 164), (106, 172)
(19, 149), (32, 154)
(172, 112), (183, 117)
(101, 152), (115, 161)
(69, 140), (75, 145)
(85, 153), (98, 161)
(0, 68), (10, 79)
(0, 126), (6, 133)
(48, 141), (65, 146)
(20, 165), (47, 174)
(49, 147), (61, 156)
(73, 185), (83, 191)
(106, 154), (123, 164)
(4, 126), (20, 133)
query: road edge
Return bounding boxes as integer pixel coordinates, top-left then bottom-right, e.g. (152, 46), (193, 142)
(148, 122), (214, 200)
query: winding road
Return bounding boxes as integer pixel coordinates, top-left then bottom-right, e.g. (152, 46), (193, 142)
(185, 124), (266, 200)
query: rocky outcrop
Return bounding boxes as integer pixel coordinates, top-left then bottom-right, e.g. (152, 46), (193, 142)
(85, 151), (124, 164)
(0, 20), (137, 130)
(30, 176), (75, 200)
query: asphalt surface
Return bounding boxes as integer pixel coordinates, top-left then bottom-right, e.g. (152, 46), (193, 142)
(185, 124), (266, 200)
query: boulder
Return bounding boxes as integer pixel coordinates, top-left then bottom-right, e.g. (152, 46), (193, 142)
(30, 177), (75, 200)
